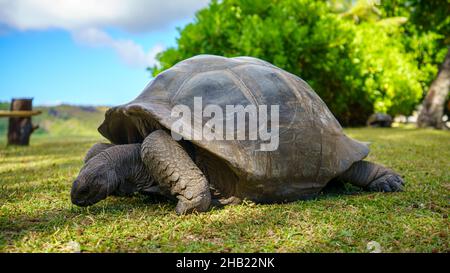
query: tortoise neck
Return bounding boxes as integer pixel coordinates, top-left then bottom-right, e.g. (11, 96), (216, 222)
(102, 144), (153, 192)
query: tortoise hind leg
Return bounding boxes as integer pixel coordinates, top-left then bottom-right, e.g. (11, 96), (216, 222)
(337, 161), (404, 192)
(141, 130), (211, 214)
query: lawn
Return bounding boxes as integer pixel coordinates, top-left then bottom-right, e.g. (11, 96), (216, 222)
(0, 127), (448, 252)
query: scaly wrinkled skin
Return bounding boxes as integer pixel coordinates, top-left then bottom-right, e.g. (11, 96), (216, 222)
(71, 144), (154, 206)
(337, 161), (404, 192)
(83, 143), (114, 163)
(141, 130), (211, 214)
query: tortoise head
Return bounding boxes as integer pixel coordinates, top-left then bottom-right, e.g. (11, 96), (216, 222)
(71, 155), (119, 207)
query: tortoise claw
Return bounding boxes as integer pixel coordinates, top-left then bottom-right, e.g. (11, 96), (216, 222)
(368, 173), (404, 192)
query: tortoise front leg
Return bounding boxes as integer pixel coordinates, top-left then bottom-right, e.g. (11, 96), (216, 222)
(338, 161), (404, 192)
(141, 130), (211, 214)
(83, 143), (114, 163)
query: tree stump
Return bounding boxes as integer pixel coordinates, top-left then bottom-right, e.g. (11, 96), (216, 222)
(7, 98), (39, 146)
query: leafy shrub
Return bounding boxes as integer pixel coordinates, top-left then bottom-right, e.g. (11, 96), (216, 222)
(149, 0), (440, 125)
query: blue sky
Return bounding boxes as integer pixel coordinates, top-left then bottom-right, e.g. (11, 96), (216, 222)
(0, 0), (209, 106)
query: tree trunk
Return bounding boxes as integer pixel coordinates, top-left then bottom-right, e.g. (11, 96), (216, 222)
(7, 98), (38, 146)
(417, 47), (450, 129)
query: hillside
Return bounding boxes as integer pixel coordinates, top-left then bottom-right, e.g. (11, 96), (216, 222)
(0, 102), (107, 138)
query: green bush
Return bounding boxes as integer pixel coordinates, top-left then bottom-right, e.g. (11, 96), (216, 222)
(379, 0), (449, 94)
(149, 0), (440, 125)
(351, 22), (423, 116)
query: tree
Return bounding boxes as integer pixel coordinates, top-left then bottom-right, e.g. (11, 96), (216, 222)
(149, 0), (434, 126)
(380, 0), (450, 128)
(417, 48), (450, 128)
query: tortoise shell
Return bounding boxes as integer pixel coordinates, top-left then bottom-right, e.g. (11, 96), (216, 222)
(99, 55), (368, 201)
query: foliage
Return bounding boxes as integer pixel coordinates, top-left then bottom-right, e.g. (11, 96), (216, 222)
(149, 0), (448, 125)
(1, 127), (448, 252)
(350, 22), (423, 115)
(379, 0), (450, 89)
(381, 0), (450, 38)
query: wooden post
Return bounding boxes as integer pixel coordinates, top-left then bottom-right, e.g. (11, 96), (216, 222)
(7, 98), (39, 146)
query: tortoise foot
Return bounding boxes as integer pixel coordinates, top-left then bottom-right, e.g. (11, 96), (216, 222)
(367, 173), (404, 192)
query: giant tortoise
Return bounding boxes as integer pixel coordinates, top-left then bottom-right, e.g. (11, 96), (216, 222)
(71, 55), (404, 214)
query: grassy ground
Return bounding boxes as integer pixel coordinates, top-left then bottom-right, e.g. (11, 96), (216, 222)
(0, 128), (448, 253)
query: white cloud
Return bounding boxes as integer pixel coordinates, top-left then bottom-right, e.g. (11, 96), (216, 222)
(0, 0), (209, 32)
(72, 28), (164, 68)
(0, 0), (209, 68)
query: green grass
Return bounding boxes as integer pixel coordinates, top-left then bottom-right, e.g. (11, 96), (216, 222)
(0, 128), (448, 253)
